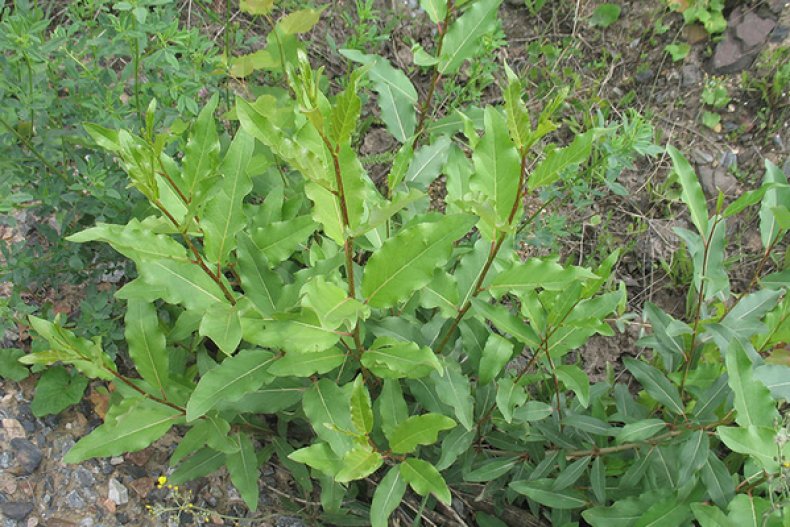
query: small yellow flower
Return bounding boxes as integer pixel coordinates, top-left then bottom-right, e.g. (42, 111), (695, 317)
(783, 461), (790, 468)
(156, 476), (167, 488)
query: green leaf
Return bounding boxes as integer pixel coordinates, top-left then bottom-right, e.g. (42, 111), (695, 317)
(634, 498), (691, 527)
(727, 494), (772, 527)
(278, 7), (325, 34)
(722, 185), (771, 218)
(387, 413), (456, 454)
(754, 364), (790, 401)
(221, 378), (307, 414)
(623, 358), (685, 416)
(329, 70), (363, 146)
(400, 458), (452, 505)
(583, 497), (644, 526)
(479, 333), (514, 384)
(125, 300), (169, 396)
(553, 456), (591, 490)
(419, 0), (446, 23)
(199, 302), (242, 356)
(65, 399), (182, 463)
(665, 43), (691, 62)
(471, 299), (541, 348)
(724, 340), (778, 428)
(239, 0), (275, 15)
(169, 448), (225, 484)
(182, 94), (221, 204)
(465, 457), (518, 482)
(133, 259), (228, 312)
(615, 419), (667, 443)
(716, 425), (779, 471)
(512, 400), (553, 422)
(289, 442), (342, 477)
(509, 479), (587, 509)
(590, 457), (606, 504)
(340, 50), (418, 143)
(301, 276), (370, 331)
(420, 270), (460, 318)
(25, 316), (114, 380)
(335, 445), (383, 483)
(589, 3), (621, 28)
(495, 377), (527, 423)
(760, 160), (790, 248)
(67, 220), (189, 265)
(350, 375), (374, 434)
(269, 348), (345, 377)
(243, 310), (341, 354)
(690, 503), (733, 527)
(251, 214), (317, 266)
(432, 364), (475, 430)
(470, 106), (522, 230)
(0, 348), (29, 381)
(31, 366), (88, 417)
(302, 379), (354, 455)
(437, 427), (476, 470)
(667, 145), (709, 236)
(362, 214), (475, 308)
(375, 381), (408, 444)
(403, 136), (452, 190)
(489, 258), (597, 297)
(678, 430), (709, 481)
(186, 349), (275, 420)
(362, 337), (442, 379)
(438, 0), (502, 75)
(554, 364), (591, 408)
(503, 63), (531, 151)
(202, 130), (256, 265)
(237, 234), (281, 315)
(529, 131), (593, 190)
(226, 433), (260, 511)
(701, 455), (735, 509)
(371, 467), (407, 527)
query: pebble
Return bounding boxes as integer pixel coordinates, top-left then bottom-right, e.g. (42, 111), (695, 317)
(109, 457), (124, 466)
(107, 478), (128, 506)
(276, 517), (306, 527)
(0, 501), (33, 520)
(65, 489), (85, 509)
(720, 150), (737, 170)
(692, 148), (714, 165)
(74, 467), (95, 487)
(681, 65), (702, 87)
(9, 439), (42, 476)
(635, 69), (654, 83)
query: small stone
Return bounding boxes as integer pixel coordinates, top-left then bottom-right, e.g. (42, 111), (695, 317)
(26, 517), (38, 527)
(635, 68), (654, 83)
(720, 150), (738, 169)
(107, 478), (128, 506)
(692, 148), (714, 165)
(1, 501), (33, 520)
(681, 65), (702, 87)
(65, 489), (85, 509)
(771, 25), (789, 43)
(2, 419), (26, 440)
(74, 468), (95, 487)
(734, 13), (776, 49)
(78, 518), (93, 527)
(9, 438), (42, 476)
(127, 477), (154, 499)
(711, 33), (758, 74)
(276, 517), (306, 527)
(109, 457), (124, 466)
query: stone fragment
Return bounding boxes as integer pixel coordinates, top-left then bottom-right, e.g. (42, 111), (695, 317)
(735, 13), (776, 48)
(65, 489), (85, 509)
(692, 148), (714, 165)
(107, 478), (128, 506)
(712, 34), (753, 74)
(8, 438), (42, 476)
(109, 457), (124, 466)
(2, 419), (26, 440)
(1, 501), (34, 520)
(681, 64), (702, 87)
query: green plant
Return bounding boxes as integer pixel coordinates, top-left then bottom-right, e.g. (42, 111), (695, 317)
(667, 0), (726, 35)
(589, 3), (621, 29)
(700, 77), (729, 131)
(20, 2), (790, 527)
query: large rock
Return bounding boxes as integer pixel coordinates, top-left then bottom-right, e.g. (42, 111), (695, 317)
(711, 7), (778, 74)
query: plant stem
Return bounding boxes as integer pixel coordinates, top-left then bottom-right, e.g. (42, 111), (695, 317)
(434, 152), (528, 355)
(106, 367), (186, 414)
(411, 0), (454, 150)
(319, 133), (364, 355)
(132, 30), (143, 129)
(153, 199), (237, 305)
(680, 216), (721, 397)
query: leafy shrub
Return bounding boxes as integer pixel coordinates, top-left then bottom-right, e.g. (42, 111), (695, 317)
(19, 1), (790, 526)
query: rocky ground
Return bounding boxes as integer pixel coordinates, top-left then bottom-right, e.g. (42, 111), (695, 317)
(1, 0), (789, 525)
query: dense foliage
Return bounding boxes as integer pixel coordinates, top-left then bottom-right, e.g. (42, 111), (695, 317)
(4, 1), (789, 526)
